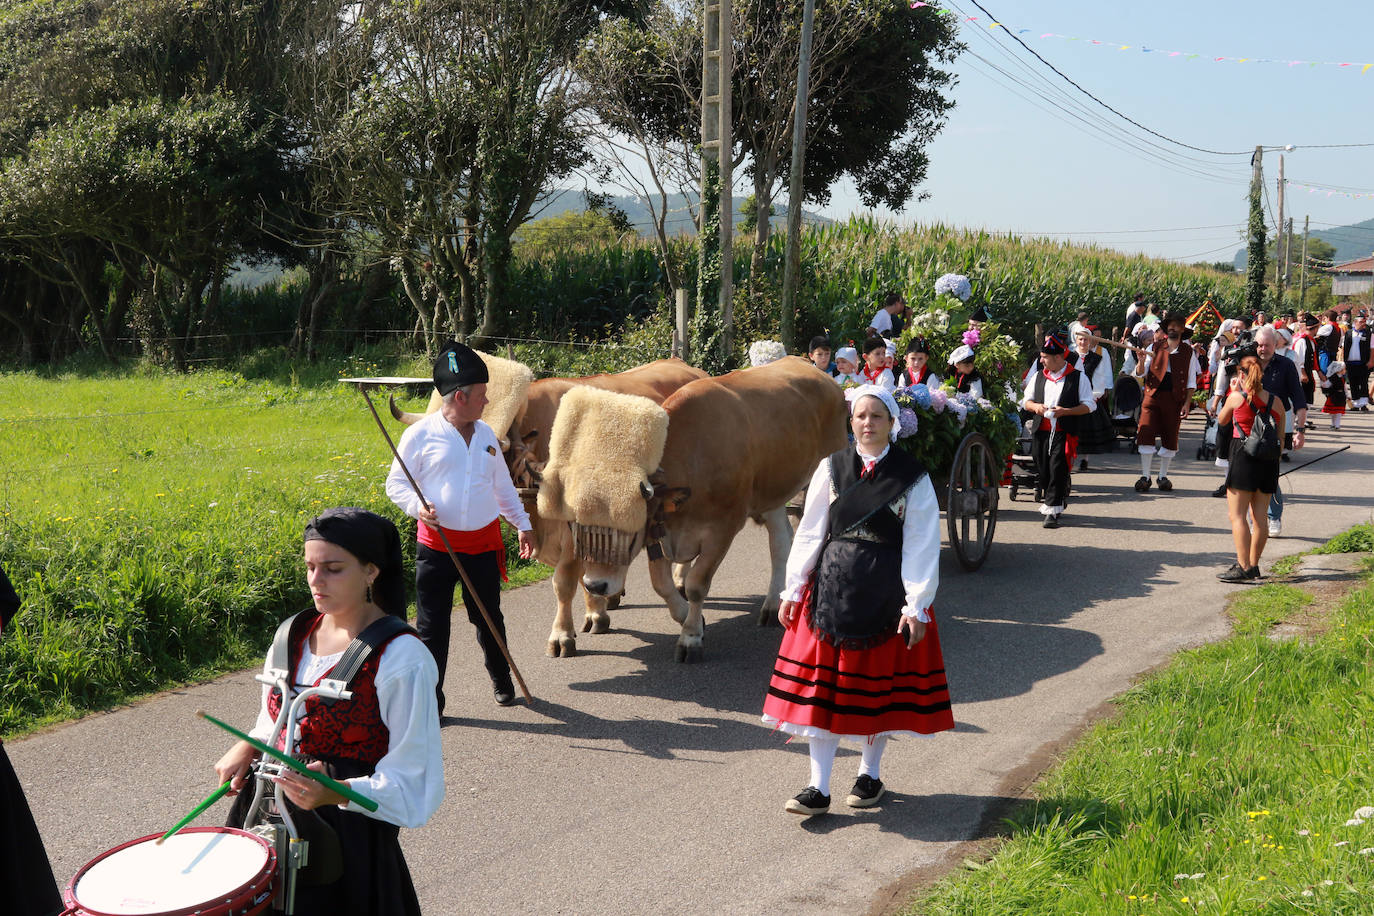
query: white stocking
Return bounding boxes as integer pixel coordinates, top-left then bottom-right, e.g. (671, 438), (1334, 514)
(1140, 451), (1154, 478)
(1157, 454), (1173, 478)
(807, 736), (839, 795)
(859, 735), (889, 780)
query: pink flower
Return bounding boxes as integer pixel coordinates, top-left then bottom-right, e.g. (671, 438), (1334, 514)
(962, 329), (981, 348)
(929, 389), (948, 412)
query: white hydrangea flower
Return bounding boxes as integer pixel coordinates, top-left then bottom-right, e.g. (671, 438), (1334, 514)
(748, 340), (787, 367)
(934, 273), (972, 301)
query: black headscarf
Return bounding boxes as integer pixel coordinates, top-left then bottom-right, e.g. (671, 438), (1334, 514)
(303, 508), (406, 619)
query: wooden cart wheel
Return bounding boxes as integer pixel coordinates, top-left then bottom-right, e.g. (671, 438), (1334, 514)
(945, 432), (1000, 571)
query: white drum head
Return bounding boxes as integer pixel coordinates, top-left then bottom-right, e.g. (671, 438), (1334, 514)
(74, 830), (269, 914)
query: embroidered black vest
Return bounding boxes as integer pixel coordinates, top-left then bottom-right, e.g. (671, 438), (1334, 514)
(1031, 366), (1083, 435)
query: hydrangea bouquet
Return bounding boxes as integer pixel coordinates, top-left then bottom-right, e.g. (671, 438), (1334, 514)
(887, 383), (1020, 474)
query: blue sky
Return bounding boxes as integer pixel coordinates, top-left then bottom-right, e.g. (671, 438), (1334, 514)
(817, 0), (1374, 262)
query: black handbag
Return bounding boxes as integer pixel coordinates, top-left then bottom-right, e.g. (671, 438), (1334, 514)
(1242, 393), (1281, 461)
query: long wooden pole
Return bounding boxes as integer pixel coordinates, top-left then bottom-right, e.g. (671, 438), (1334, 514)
(779, 0), (816, 351)
(355, 385), (532, 705)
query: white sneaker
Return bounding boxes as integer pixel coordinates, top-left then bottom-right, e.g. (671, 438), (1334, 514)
(1268, 519), (1282, 537)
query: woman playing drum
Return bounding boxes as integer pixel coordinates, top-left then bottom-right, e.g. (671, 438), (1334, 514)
(215, 508), (443, 915)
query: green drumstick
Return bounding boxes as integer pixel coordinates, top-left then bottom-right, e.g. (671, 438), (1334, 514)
(197, 710), (379, 812)
(156, 779), (232, 844)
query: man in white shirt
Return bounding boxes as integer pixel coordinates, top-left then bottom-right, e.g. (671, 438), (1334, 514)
(387, 341), (535, 710)
(1021, 331), (1096, 528)
(866, 291), (907, 339)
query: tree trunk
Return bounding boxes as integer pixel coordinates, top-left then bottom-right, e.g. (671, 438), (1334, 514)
(750, 171), (774, 288)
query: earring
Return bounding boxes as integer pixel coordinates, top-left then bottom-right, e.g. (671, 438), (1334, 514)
(366, 582), (374, 605)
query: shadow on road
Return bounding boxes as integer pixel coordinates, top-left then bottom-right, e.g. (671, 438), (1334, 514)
(795, 792), (1025, 842)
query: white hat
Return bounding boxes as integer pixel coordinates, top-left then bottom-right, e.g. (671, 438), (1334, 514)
(884, 340), (898, 358)
(1326, 360), (1346, 377)
(845, 385), (902, 441)
(948, 344), (975, 366)
(835, 346), (858, 365)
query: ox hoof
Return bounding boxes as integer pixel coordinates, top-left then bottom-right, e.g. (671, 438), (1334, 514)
(582, 615), (611, 634)
(546, 636), (578, 658)
(674, 641), (704, 663)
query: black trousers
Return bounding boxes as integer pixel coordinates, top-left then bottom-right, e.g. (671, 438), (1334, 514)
(1348, 361), (1370, 404)
(414, 545), (509, 701)
(1032, 429), (1072, 510)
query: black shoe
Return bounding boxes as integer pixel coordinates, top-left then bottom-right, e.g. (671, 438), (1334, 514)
(1211, 484), (1227, 498)
(846, 775), (885, 808)
(436, 689), (445, 718)
(785, 786), (831, 816)
(1281, 453), (1291, 462)
(493, 676), (516, 706)
(1157, 476), (1173, 492)
(1218, 563), (1249, 583)
(1134, 476), (1152, 493)
(1245, 566), (1263, 582)
(1078, 458), (1088, 471)
(1043, 516), (1059, 529)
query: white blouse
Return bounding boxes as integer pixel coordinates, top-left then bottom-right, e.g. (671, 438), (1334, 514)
(778, 446), (940, 622)
(249, 633), (444, 829)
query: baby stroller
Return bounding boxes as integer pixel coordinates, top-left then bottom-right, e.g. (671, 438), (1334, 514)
(1007, 413), (1040, 502)
(1111, 374), (1142, 445)
(1196, 415), (1219, 461)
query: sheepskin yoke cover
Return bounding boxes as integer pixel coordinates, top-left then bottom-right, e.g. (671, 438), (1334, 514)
(477, 351), (535, 448)
(537, 387), (669, 532)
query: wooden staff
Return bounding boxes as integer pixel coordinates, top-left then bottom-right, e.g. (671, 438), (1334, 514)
(353, 383), (533, 705)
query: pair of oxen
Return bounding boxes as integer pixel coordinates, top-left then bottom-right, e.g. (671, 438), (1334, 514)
(392, 357), (847, 662)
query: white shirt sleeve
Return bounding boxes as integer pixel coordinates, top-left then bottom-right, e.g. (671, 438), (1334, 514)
(869, 309), (893, 335)
(899, 476), (940, 621)
(340, 635), (445, 828)
(926, 372), (942, 389)
(1077, 368), (1097, 412)
(386, 423), (427, 520)
(1020, 372), (1037, 410)
(1186, 352), (1200, 389)
(970, 378), (985, 400)
(485, 425), (532, 531)
(779, 459), (833, 602)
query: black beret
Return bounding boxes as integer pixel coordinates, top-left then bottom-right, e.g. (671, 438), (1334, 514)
(433, 341), (489, 396)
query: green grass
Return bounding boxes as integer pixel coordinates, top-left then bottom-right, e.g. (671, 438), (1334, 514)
(0, 357), (548, 736)
(907, 531), (1374, 915)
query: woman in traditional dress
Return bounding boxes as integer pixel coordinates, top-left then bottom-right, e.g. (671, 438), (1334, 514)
(215, 508), (443, 915)
(1070, 327), (1115, 467)
(0, 565), (64, 916)
(1216, 357), (1285, 582)
(762, 386), (954, 816)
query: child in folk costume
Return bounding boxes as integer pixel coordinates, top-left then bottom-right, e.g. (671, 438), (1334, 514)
(833, 346), (862, 387)
(1131, 312), (1199, 493)
(947, 345), (984, 398)
(764, 385), (953, 816)
(1322, 361), (1348, 428)
(807, 335), (834, 376)
(859, 337), (897, 390)
(897, 337), (941, 388)
(1021, 332), (1096, 528)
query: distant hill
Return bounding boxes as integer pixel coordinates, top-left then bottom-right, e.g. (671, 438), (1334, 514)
(1234, 216), (1374, 270)
(529, 188), (830, 238)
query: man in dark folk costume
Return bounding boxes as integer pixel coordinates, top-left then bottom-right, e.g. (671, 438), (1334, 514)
(215, 509), (443, 916)
(1131, 312), (1199, 493)
(1021, 332), (1096, 528)
(386, 341), (535, 710)
(0, 565), (64, 916)
(763, 385), (953, 817)
(1342, 311), (1371, 410)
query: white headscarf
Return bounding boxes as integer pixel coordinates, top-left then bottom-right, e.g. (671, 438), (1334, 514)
(845, 384), (902, 441)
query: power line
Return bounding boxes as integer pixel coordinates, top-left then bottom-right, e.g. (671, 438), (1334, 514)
(961, 0), (1253, 157)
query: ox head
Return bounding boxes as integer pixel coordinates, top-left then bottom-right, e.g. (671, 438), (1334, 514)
(579, 474), (691, 598)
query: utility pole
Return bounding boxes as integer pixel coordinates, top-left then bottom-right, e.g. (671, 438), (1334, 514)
(697, 0), (733, 364)
(779, 0), (816, 352)
(1299, 215), (1310, 308)
(1275, 154), (1285, 300)
(1282, 216), (1294, 306)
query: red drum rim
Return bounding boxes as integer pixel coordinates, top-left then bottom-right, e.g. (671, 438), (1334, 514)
(64, 826), (277, 916)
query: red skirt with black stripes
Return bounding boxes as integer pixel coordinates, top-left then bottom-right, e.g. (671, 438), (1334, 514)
(762, 615), (954, 739)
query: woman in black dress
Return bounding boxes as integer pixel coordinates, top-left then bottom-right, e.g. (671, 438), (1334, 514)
(1216, 357), (1285, 583)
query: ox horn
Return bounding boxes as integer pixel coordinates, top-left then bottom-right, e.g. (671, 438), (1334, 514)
(388, 394), (426, 426)
(639, 480), (654, 500)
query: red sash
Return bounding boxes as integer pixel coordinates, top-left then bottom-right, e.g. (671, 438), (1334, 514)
(418, 518), (508, 581)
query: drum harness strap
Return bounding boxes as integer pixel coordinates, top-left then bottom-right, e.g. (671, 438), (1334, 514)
(267, 611), (416, 705)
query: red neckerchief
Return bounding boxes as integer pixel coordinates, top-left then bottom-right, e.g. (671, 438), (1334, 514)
(1042, 364), (1069, 383)
(862, 365), (886, 384)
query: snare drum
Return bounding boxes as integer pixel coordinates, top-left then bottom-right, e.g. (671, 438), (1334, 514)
(64, 827), (277, 916)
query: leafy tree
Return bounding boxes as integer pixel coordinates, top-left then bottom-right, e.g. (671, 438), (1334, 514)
(581, 0), (962, 284)
(1246, 171), (1267, 315)
(514, 208), (632, 260)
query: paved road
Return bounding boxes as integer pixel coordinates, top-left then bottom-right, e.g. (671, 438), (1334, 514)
(14, 414), (1374, 915)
